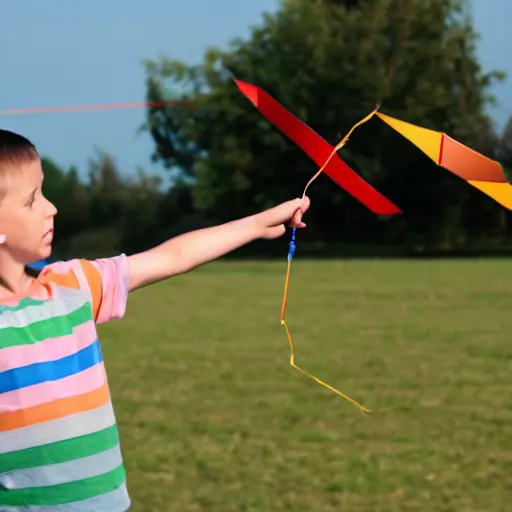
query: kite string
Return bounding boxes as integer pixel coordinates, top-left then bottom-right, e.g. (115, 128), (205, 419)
(0, 101), (187, 116)
(280, 105), (380, 415)
(302, 105), (380, 199)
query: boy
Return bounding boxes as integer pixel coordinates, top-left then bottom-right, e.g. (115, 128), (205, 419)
(0, 128), (310, 511)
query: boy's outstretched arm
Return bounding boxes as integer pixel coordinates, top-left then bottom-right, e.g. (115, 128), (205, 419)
(127, 196), (310, 291)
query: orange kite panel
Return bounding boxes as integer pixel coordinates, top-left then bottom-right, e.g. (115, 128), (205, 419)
(439, 134), (506, 183)
(467, 181), (512, 210)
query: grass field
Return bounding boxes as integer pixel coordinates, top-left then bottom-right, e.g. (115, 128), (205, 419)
(98, 258), (512, 511)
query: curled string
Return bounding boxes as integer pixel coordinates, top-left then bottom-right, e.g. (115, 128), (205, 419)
(280, 105), (380, 415)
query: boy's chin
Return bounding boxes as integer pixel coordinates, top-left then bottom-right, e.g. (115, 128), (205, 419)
(40, 246), (53, 259)
(30, 245), (53, 263)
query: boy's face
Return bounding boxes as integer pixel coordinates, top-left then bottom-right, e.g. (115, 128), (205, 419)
(0, 159), (58, 264)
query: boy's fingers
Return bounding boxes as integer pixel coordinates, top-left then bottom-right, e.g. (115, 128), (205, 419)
(290, 196), (309, 227)
(290, 208), (303, 227)
(301, 195), (311, 213)
(266, 225), (286, 239)
(261, 196), (310, 229)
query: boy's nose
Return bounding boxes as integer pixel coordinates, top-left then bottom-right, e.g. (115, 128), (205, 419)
(45, 198), (58, 216)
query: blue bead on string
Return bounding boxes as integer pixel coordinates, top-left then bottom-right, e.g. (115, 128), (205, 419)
(287, 227), (297, 262)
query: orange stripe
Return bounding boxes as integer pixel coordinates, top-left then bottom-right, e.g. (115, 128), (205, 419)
(0, 382), (110, 432)
(41, 269), (81, 290)
(79, 260), (103, 321)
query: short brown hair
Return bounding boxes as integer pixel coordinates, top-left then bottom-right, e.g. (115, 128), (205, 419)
(0, 129), (39, 170)
(0, 129), (39, 201)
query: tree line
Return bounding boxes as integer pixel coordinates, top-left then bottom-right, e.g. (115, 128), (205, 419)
(46, 0), (512, 260)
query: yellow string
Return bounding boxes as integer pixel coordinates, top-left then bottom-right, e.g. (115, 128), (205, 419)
(280, 105), (380, 414)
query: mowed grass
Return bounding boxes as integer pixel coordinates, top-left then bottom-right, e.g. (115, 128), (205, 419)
(98, 258), (512, 511)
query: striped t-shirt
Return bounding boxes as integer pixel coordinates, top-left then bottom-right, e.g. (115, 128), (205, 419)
(0, 255), (131, 511)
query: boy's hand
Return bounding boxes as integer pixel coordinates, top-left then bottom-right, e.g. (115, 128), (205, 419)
(128, 196), (311, 291)
(256, 196), (311, 239)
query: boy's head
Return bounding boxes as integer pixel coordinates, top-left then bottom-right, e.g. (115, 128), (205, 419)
(0, 129), (57, 265)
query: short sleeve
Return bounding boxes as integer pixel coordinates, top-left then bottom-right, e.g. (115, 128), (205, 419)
(78, 254), (130, 324)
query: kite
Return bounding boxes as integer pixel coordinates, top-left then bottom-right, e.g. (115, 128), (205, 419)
(235, 79), (512, 414)
(5, 84), (510, 414)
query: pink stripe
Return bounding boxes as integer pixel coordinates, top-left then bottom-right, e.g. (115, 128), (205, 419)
(0, 321), (96, 373)
(0, 362), (106, 412)
(92, 256), (129, 324)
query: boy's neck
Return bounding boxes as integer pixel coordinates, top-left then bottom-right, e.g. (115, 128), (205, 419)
(0, 255), (35, 297)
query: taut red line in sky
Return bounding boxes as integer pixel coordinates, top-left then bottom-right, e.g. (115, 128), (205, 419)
(0, 101), (191, 116)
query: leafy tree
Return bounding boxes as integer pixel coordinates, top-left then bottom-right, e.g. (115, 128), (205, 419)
(118, 167), (165, 254)
(41, 157), (66, 207)
(41, 158), (90, 253)
(143, 0), (505, 251)
(497, 116), (512, 177)
(87, 150), (127, 229)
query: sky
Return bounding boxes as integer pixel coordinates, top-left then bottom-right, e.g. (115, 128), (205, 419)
(2, 0), (510, 184)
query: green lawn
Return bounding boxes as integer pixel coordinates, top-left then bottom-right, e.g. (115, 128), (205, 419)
(98, 259), (512, 511)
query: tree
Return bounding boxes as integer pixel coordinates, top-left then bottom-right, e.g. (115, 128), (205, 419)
(497, 116), (512, 177)
(87, 149), (127, 229)
(144, 0), (505, 251)
(118, 167), (165, 254)
(41, 158), (91, 252)
(41, 157), (66, 207)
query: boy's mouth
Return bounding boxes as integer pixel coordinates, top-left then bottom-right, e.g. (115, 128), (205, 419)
(43, 228), (54, 241)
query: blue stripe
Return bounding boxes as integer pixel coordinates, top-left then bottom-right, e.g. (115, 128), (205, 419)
(0, 339), (103, 394)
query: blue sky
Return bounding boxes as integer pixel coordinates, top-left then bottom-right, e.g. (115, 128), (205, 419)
(2, 0), (510, 183)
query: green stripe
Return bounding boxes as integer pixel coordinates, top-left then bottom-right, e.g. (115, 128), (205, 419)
(0, 297), (45, 312)
(1, 425), (119, 472)
(0, 465), (126, 506)
(0, 303), (92, 348)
